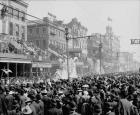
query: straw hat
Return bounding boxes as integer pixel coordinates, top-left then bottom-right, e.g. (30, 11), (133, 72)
(41, 89), (47, 94)
(22, 105), (32, 115)
(9, 91), (15, 95)
(82, 84), (89, 88)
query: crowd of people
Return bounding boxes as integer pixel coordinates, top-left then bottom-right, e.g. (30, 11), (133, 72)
(0, 71), (140, 115)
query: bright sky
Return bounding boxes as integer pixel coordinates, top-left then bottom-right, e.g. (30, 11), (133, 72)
(27, 0), (140, 62)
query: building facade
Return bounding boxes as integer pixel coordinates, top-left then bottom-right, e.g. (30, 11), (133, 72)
(65, 18), (88, 56)
(87, 26), (120, 74)
(0, 0), (32, 77)
(27, 15), (66, 56)
(27, 14), (66, 75)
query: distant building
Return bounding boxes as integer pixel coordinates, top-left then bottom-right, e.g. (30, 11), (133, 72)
(87, 25), (120, 74)
(119, 52), (133, 72)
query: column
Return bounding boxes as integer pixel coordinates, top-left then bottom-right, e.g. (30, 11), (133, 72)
(7, 63), (9, 78)
(23, 63), (25, 77)
(16, 63), (17, 77)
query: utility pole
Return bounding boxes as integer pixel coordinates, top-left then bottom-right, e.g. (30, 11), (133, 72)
(65, 28), (70, 80)
(99, 34), (102, 75)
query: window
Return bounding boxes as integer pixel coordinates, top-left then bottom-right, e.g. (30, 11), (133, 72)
(13, 9), (19, 19)
(9, 22), (13, 35)
(43, 40), (46, 48)
(59, 31), (61, 37)
(8, 7), (13, 18)
(36, 28), (39, 34)
(19, 11), (25, 22)
(29, 28), (32, 34)
(36, 40), (39, 47)
(43, 27), (46, 33)
(21, 26), (25, 40)
(15, 24), (19, 36)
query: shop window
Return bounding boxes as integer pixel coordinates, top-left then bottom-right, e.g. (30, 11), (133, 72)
(8, 7), (13, 18)
(15, 24), (19, 37)
(21, 26), (25, 40)
(43, 27), (46, 33)
(36, 28), (39, 34)
(9, 22), (13, 35)
(13, 9), (19, 19)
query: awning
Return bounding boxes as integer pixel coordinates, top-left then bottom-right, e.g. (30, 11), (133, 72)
(32, 62), (52, 68)
(0, 58), (32, 63)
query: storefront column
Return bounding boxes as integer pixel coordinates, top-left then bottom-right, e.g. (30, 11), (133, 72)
(7, 63), (9, 78)
(16, 63), (17, 78)
(30, 64), (32, 77)
(23, 63), (25, 77)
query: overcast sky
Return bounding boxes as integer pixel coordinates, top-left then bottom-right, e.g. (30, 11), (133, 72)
(27, 0), (140, 62)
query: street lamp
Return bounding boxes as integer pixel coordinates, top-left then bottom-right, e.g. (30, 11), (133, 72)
(65, 28), (70, 80)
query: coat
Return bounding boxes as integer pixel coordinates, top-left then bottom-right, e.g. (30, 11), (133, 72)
(47, 107), (63, 115)
(0, 93), (8, 115)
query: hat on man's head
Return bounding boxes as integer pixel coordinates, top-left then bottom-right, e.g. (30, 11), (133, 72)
(41, 89), (47, 95)
(82, 84), (89, 88)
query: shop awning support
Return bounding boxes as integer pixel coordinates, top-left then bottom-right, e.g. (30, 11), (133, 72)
(16, 63), (17, 78)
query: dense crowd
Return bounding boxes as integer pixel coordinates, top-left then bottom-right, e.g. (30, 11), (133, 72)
(0, 71), (140, 115)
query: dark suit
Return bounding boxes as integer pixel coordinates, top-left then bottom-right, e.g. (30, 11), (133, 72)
(0, 93), (8, 115)
(47, 108), (63, 115)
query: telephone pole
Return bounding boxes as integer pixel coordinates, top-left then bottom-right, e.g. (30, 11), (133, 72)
(99, 34), (102, 75)
(65, 28), (70, 80)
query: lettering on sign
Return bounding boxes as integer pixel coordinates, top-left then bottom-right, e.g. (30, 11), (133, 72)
(131, 39), (140, 44)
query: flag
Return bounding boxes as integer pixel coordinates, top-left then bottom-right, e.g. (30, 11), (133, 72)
(108, 17), (112, 22)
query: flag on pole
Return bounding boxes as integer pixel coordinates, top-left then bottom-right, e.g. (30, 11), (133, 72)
(108, 17), (112, 22)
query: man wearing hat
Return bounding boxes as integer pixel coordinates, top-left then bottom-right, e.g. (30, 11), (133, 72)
(67, 101), (80, 115)
(103, 102), (115, 115)
(36, 94), (44, 115)
(93, 103), (102, 115)
(0, 85), (8, 115)
(47, 99), (63, 115)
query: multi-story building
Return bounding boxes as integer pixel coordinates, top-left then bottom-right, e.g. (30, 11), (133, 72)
(104, 26), (120, 73)
(65, 18), (88, 57)
(27, 14), (66, 55)
(87, 26), (120, 74)
(0, 0), (32, 77)
(27, 14), (66, 75)
(64, 18), (89, 75)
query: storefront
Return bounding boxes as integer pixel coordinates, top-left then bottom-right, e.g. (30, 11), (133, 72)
(32, 61), (52, 78)
(0, 56), (32, 78)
